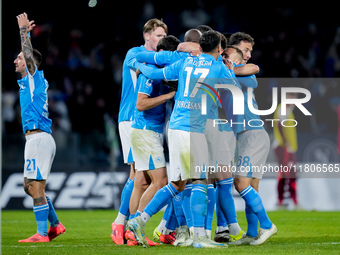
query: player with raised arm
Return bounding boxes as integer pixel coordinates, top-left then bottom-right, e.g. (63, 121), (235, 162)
(111, 18), (167, 245)
(127, 30), (236, 249)
(15, 12), (65, 243)
(228, 32), (277, 246)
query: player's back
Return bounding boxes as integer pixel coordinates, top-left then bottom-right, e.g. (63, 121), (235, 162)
(119, 45), (148, 123)
(167, 53), (232, 133)
(18, 69), (52, 134)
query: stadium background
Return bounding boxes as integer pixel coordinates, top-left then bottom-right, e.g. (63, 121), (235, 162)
(2, 2), (340, 210)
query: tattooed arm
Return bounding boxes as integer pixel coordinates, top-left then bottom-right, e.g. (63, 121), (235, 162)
(17, 13), (36, 75)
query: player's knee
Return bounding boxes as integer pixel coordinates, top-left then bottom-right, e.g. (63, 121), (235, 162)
(234, 177), (249, 193)
(23, 182), (32, 196)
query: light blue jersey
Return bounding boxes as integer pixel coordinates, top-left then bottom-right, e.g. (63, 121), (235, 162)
(138, 54), (235, 133)
(236, 64), (263, 131)
(118, 45), (148, 123)
(17, 69), (52, 134)
(136, 50), (191, 67)
(132, 72), (168, 133)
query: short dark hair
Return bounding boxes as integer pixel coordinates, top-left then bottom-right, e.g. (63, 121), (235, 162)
(196, 25), (213, 34)
(157, 35), (181, 51)
(218, 32), (228, 50)
(33, 49), (42, 67)
(228, 32), (255, 46)
(222, 45), (244, 59)
(199, 30), (221, 53)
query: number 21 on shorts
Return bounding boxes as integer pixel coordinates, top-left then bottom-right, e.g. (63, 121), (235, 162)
(26, 159), (36, 171)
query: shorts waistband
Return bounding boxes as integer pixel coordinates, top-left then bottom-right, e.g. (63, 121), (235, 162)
(25, 131), (50, 140)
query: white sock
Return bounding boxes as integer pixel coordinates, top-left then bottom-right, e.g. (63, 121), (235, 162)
(140, 212), (151, 223)
(157, 219), (167, 233)
(205, 229), (212, 239)
(193, 227), (205, 237)
(217, 226), (228, 233)
(228, 223), (242, 236)
(189, 226), (194, 237)
(114, 212), (126, 225)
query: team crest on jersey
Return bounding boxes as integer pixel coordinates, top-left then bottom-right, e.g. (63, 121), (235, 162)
(146, 79), (153, 87)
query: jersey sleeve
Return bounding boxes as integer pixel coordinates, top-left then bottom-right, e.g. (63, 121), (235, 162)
(138, 64), (165, 80)
(138, 74), (153, 96)
(162, 58), (185, 80)
(136, 52), (157, 65)
(125, 47), (141, 71)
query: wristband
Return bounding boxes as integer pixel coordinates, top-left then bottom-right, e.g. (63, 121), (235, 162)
(27, 32), (31, 38)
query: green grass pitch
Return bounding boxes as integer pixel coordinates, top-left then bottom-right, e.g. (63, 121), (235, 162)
(2, 210), (340, 254)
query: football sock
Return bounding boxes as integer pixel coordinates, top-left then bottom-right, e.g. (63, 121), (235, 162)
(157, 203), (172, 233)
(182, 183), (193, 229)
(165, 201), (178, 233)
(46, 196), (59, 228)
(245, 204), (258, 238)
(142, 183), (179, 223)
(33, 204), (49, 236)
(191, 184), (208, 237)
(172, 193), (186, 227)
(205, 184), (215, 231)
(216, 178), (240, 235)
(240, 185), (272, 230)
(216, 199), (228, 232)
(116, 178), (134, 224)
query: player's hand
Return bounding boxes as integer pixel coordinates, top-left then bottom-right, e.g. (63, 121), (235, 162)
(136, 68), (141, 78)
(223, 58), (234, 70)
(17, 12), (29, 29)
(190, 49), (201, 57)
(234, 59), (241, 66)
(27, 19), (36, 32)
(166, 90), (176, 99)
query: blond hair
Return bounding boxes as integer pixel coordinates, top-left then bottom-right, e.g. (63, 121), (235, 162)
(143, 18), (168, 37)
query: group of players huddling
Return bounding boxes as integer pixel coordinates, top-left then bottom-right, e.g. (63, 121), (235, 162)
(111, 18), (277, 249)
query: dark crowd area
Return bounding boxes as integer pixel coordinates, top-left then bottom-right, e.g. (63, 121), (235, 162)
(2, 2), (340, 165)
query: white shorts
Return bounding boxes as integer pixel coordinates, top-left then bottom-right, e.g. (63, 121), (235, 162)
(130, 128), (166, 171)
(118, 121), (134, 164)
(205, 120), (236, 167)
(217, 130), (236, 166)
(24, 132), (56, 180)
(168, 129), (208, 182)
(235, 129), (270, 179)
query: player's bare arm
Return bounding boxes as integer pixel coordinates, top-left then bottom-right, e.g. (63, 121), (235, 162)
(17, 12), (36, 75)
(177, 42), (201, 56)
(234, 64), (260, 76)
(136, 91), (175, 112)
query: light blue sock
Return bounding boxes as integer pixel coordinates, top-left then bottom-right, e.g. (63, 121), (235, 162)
(129, 214), (136, 219)
(165, 201), (178, 231)
(240, 186), (272, 230)
(161, 202), (172, 223)
(205, 184), (215, 231)
(216, 178), (237, 224)
(33, 204), (49, 236)
(172, 193), (186, 227)
(190, 184), (208, 229)
(119, 178), (134, 216)
(245, 204), (259, 237)
(182, 183), (193, 229)
(216, 200), (228, 229)
(46, 196), (59, 228)
(143, 183), (179, 220)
